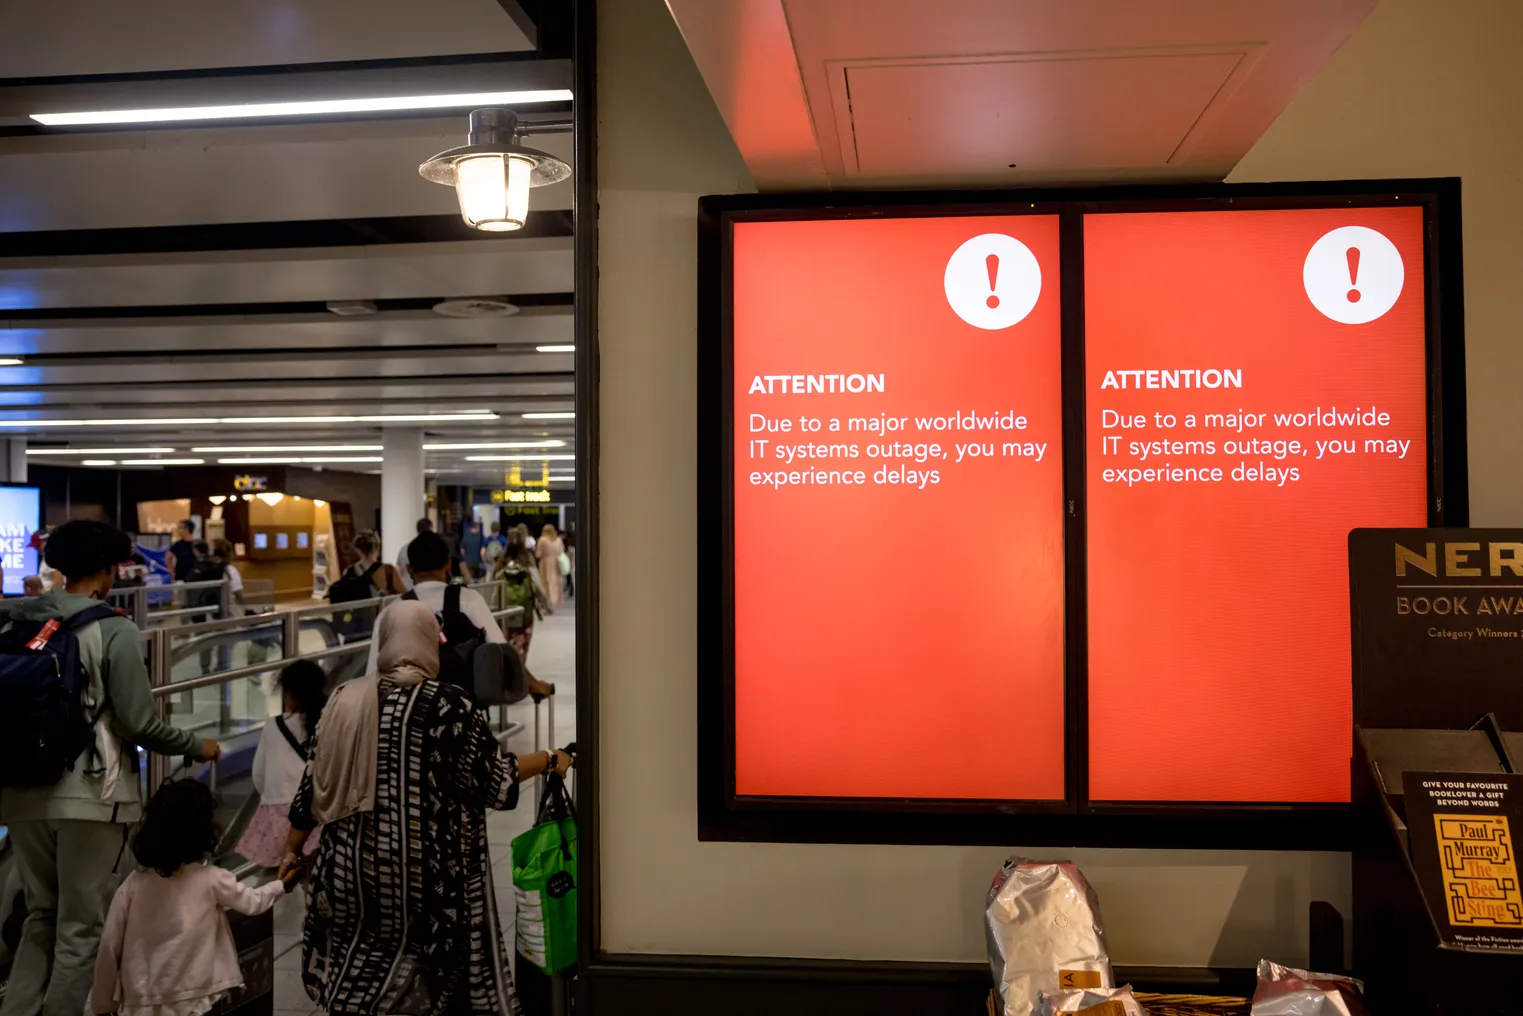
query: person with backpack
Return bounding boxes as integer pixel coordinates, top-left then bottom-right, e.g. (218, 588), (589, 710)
(366, 532), (552, 701)
(0, 520), (220, 1016)
(326, 530), (403, 642)
(185, 540), (226, 615)
(236, 660), (327, 869)
(495, 530), (551, 663)
(90, 779), (295, 1016)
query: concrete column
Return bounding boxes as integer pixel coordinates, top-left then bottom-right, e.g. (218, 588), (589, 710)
(381, 427), (425, 565)
(0, 438), (25, 483)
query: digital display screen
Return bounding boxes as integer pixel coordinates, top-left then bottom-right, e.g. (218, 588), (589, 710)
(0, 485), (41, 596)
(276, 532), (290, 549)
(297, 532), (309, 549)
(253, 533), (268, 550)
(1083, 207), (1429, 803)
(702, 184), (1457, 840)
(731, 215), (1067, 801)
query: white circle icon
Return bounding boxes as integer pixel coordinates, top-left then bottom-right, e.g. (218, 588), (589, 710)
(1303, 225), (1404, 325)
(944, 233), (1042, 330)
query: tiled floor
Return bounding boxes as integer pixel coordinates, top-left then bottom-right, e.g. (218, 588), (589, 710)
(272, 597), (578, 1015)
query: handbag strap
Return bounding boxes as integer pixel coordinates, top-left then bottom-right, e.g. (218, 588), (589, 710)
(274, 714), (309, 761)
(535, 770), (579, 826)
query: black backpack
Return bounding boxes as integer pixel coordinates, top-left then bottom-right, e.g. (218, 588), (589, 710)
(404, 583), (526, 707)
(186, 558), (226, 610)
(328, 562), (383, 638)
(0, 604), (121, 788)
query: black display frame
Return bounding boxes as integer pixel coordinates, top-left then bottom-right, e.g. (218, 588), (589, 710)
(696, 178), (1467, 850)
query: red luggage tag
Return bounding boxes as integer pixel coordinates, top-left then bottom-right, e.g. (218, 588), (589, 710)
(27, 619), (61, 650)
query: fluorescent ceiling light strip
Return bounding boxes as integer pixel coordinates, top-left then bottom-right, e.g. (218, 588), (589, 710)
(28, 447), (176, 455)
(547, 475), (576, 481)
(80, 460), (116, 466)
(535, 345), (575, 353)
(191, 445), (383, 453)
(465, 454), (575, 461)
(120, 458), (205, 466)
(0, 359), (23, 367)
(216, 413), (497, 424)
(31, 89), (573, 127)
(0, 418), (217, 428)
(521, 412), (574, 420)
(423, 440), (566, 450)
(218, 456), (384, 464)
(0, 412), (496, 428)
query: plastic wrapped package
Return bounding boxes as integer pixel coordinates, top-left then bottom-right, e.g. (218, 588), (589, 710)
(1038, 984), (1147, 1015)
(986, 858), (1114, 1016)
(1250, 959), (1367, 1016)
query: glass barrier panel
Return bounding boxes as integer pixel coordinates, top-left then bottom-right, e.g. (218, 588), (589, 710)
(166, 619), (286, 684)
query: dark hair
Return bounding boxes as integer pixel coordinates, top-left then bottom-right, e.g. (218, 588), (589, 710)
(212, 538), (234, 561)
(43, 520), (133, 580)
(179, 519), (195, 534)
(279, 659), (328, 737)
(133, 779), (219, 878)
(352, 530), (379, 557)
(193, 540), (210, 556)
(407, 531), (450, 572)
(415, 518), (434, 534)
(506, 532), (533, 569)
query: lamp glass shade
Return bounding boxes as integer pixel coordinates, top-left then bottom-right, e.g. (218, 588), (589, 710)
(454, 153), (533, 231)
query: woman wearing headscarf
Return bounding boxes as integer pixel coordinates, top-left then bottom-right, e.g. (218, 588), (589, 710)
(278, 600), (572, 1016)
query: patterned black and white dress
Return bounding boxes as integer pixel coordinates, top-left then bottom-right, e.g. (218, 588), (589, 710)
(289, 678), (524, 1016)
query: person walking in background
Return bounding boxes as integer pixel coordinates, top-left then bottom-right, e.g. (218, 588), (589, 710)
(396, 518), (433, 592)
(460, 521), (484, 579)
(0, 520), (220, 1016)
(279, 601), (573, 1016)
(536, 523), (564, 608)
(164, 519), (198, 583)
(515, 522), (535, 554)
(211, 539), (247, 614)
(237, 660), (328, 869)
(91, 780), (294, 1016)
(499, 529), (550, 662)
(487, 521), (508, 556)
(346, 530), (406, 596)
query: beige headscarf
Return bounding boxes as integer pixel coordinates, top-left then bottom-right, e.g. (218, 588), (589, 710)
(308, 601), (440, 824)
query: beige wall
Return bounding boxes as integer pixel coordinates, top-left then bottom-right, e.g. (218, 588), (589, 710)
(1229, 0), (1523, 525)
(598, 0), (1512, 966)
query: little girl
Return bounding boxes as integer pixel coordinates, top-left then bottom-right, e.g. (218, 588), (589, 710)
(92, 779), (293, 1016)
(237, 659), (328, 867)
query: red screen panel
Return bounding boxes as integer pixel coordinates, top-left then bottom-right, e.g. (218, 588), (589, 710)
(1084, 206), (1429, 803)
(731, 215), (1066, 800)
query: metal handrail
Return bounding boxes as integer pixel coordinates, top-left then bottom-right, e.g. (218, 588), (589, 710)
(158, 611), (285, 639)
(151, 641), (371, 696)
(148, 606), (525, 696)
(143, 590), (523, 788)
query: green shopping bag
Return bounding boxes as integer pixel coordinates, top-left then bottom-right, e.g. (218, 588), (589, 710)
(511, 772), (578, 974)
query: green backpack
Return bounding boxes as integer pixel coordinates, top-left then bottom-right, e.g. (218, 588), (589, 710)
(501, 567), (540, 625)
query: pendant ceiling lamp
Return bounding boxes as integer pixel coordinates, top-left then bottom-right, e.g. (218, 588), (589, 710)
(420, 108), (572, 232)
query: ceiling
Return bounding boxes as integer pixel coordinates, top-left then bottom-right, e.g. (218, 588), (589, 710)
(0, 0), (534, 79)
(664, 0), (1378, 188)
(0, 0), (577, 491)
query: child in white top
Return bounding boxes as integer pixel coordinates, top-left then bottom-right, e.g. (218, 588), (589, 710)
(91, 779), (295, 1016)
(236, 660), (327, 867)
